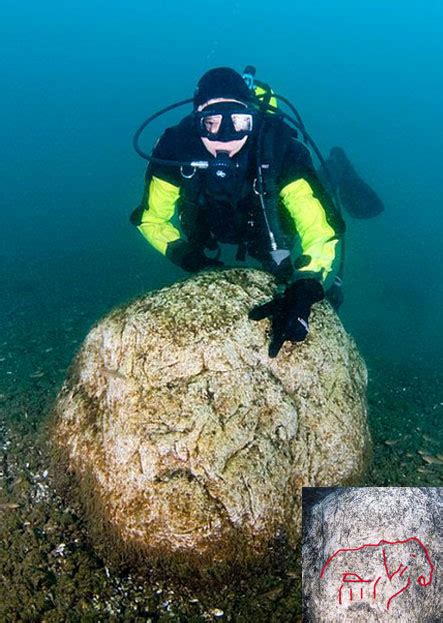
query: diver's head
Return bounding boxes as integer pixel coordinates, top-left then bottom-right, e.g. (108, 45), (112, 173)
(194, 68), (256, 157)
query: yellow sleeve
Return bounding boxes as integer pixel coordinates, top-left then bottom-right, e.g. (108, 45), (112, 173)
(137, 176), (181, 255)
(280, 179), (338, 281)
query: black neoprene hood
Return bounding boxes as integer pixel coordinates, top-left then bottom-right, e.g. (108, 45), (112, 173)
(193, 67), (253, 109)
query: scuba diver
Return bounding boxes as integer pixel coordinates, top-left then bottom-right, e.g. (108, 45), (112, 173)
(131, 66), (383, 357)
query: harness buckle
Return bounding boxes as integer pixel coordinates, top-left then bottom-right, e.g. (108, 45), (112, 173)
(253, 178), (266, 196)
(180, 166), (197, 179)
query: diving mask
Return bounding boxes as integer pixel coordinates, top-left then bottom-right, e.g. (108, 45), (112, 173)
(196, 101), (256, 142)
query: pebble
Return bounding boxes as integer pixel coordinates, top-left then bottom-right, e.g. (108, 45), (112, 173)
(0, 503), (20, 510)
(286, 570), (298, 579)
(51, 543), (66, 556)
(422, 434), (436, 443)
(421, 455), (443, 465)
(262, 586), (284, 600)
(210, 609), (224, 618)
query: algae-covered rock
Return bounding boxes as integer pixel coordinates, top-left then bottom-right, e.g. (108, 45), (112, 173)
(302, 487), (442, 622)
(52, 269), (370, 569)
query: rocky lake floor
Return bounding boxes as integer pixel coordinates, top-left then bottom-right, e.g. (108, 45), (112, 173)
(1, 268), (442, 622)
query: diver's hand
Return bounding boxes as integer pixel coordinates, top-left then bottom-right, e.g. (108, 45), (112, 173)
(166, 239), (224, 272)
(249, 278), (324, 357)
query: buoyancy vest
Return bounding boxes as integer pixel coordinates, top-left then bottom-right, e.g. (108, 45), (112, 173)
(131, 113), (344, 262)
(176, 115), (301, 262)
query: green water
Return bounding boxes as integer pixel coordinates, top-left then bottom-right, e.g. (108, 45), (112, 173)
(1, 0), (443, 619)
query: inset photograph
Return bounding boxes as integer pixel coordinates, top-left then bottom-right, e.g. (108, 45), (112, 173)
(302, 487), (441, 622)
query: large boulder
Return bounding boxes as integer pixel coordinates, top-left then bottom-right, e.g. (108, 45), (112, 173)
(52, 269), (370, 569)
(302, 487), (442, 622)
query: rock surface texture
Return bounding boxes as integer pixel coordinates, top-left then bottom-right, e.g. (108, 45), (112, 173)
(52, 269), (370, 568)
(302, 487), (442, 622)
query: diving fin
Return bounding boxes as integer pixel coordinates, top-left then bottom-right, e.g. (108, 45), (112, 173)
(317, 147), (384, 219)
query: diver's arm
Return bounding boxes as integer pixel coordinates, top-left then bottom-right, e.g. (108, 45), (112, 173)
(250, 138), (339, 356)
(250, 179), (331, 356)
(280, 178), (338, 282)
(137, 175), (223, 272)
(137, 176), (181, 254)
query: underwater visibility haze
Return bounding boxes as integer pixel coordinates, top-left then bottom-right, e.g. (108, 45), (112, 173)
(0, 0), (442, 620)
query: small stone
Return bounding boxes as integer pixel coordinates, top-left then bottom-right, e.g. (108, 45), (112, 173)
(262, 585), (284, 600)
(421, 455), (443, 465)
(422, 434), (436, 443)
(51, 543), (66, 556)
(0, 503), (20, 511)
(30, 371), (45, 378)
(210, 609), (224, 618)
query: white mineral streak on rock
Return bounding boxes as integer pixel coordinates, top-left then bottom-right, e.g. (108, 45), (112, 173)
(302, 487), (442, 622)
(52, 269), (370, 566)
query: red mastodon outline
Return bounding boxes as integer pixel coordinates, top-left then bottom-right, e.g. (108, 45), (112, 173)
(319, 537), (434, 610)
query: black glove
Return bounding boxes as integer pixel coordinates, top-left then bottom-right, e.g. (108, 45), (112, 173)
(249, 278), (324, 358)
(166, 239), (224, 272)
